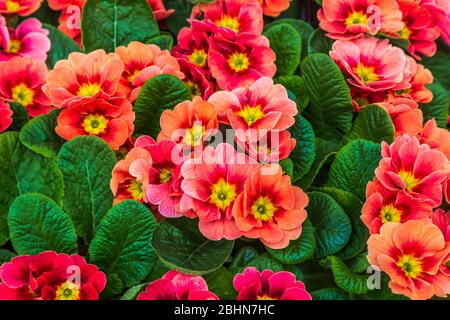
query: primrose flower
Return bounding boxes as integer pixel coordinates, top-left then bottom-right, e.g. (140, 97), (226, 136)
(0, 56), (52, 117)
(0, 251), (106, 300)
(55, 97), (135, 150)
(137, 271), (219, 300)
(375, 135), (448, 207)
(422, 0), (450, 45)
(0, 18), (51, 62)
(192, 0), (263, 36)
(432, 209), (450, 241)
(368, 220), (450, 300)
(208, 77), (297, 142)
(43, 50), (125, 108)
(0, 0), (42, 16)
(180, 143), (259, 241)
(177, 58), (215, 99)
(208, 32), (276, 91)
(258, 0), (291, 17)
(110, 147), (152, 204)
(330, 37), (412, 92)
(419, 119), (450, 160)
(115, 42), (184, 102)
(362, 179), (433, 234)
(233, 164), (308, 249)
(233, 267), (311, 300)
(172, 26), (210, 70)
(53, 0), (85, 45)
(318, 0), (404, 39)
(147, 0), (174, 21)
(0, 100), (12, 133)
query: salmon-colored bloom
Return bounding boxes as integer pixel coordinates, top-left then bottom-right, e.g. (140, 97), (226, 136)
(368, 220), (450, 300)
(177, 58), (215, 99)
(422, 0), (450, 45)
(330, 37), (412, 92)
(134, 136), (187, 218)
(393, 57), (433, 103)
(318, 0), (403, 39)
(375, 135), (448, 207)
(208, 32), (276, 90)
(0, 100), (12, 133)
(208, 77), (296, 142)
(137, 271), (219, 300)
(147, 0), (174, 21)
(55, 97), (135, 150)
(233, 164), (308, 249)
(258, 0), (291, 17)
(432, 209), (450, 241)
(376, 97), (423, 137)
(397, 0), (440, 58)
(0, 18), (51, 62)
(54, 0), (85, 45)
(158, 96), (218, 149)
(192, 0), (263, 36)
(362, 179), (433, 234)
(419, 119), (450, 160)
(0, 56), (51, 117)
(115, 42), (184, 102)
(43, 50), (125, 108)
(180, 143), (259, 240)
(0, 0), (41, 16)
(233, 267), (311, 300)
(110, 147), (152, 204)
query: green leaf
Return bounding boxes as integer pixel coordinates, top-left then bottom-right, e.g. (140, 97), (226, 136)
(26, 1), (60, 25)
(346, 105), (395, 144)
(9, 194), (78, 255)
(275, 75), (310, 112)
(8, 102), (29, 131)
(152, 218), (234, 275)
(420, 83), (449, 128)
(319, 188), (368, 260)
(203, 267), (236, 300)
(347, 253), (370, 273)
(0, 249), (16, 265)
(330, 256), (368, 294)
(229, 247), (259, 274)
(43, 24), (81, 69)
(308, 29), (334, 55)
(120, 283), (147, 300)
(19, 109), (64, 158)
(307, 192), (352, 259)
(264, 23), (302, 76)
(422, 43), (450, 96)
(82, 0), (159, 52)
(301, 53), (354, 139)
(289, 115), (316, 182)
(164, 0), (194, 36)
(57, 136), (116, 243)
(0, 132), (63, 242)
(134, 74), (192, 137)
(280, 158), (294, 180)
(147, 34), (174, 50)
(327, 139), (381, 200)
(311, 288), (348, 300)
(244, 253), (284, 272)
(101, 273), (124, 299)
(266, 219), (316, 264)
(89, 200), (157, 287)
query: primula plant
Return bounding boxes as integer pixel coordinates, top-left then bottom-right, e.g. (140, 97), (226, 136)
(0, 0), (448, 302)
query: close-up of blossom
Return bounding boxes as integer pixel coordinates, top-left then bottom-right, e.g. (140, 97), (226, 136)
(0, 0), (41, 16)
(258, 0), (292, 17)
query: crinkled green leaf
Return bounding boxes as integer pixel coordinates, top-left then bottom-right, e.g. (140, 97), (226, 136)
(152, 218), (234, 275)
(120, 283), (147, 300)
(8, 102), (29, 132)
(134, 74), (192, 137)
(204, 267), (236, 300)
(264, 23), (302, 76)
(9, 194), (77, 255)
(347, 253), (370, 273)
(307, 29), (334, 55)
(82, 0), (159, 52)
(244, 253), (284, 272)
(275, 75), (310, 112)
(147, 34), (174, 50)
(307, 192), (352, 259)
(280, 158), (294, 180)
(311, 288), (348, 300)
(44, 24), (81, 69)
(57, 136), (116, 243)
(289, 115), (316, 182)
(327, 139), (381, 200)
(330, 256), (368, 294)
(89, 200), (157, 287)
(0, 249), (16, 265)
(266, 219), (315, 264)
(19, 109), (64, 158)
(420, 83), (449, 128)
(101, 273), (124, 299)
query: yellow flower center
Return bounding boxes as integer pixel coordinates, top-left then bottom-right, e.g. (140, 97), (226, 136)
(345, 11), (368, 26)
(398, 170), (420, 192)
(5, 0), (20, 11)
(380, 204), (402, 224)
(257, 294), (277, 300)
(237, 105), (265, 126)
(55, 281), (80, 300)
(251, 196), (276, 222)
(82, 114), (109, 135)
(210, 178), (237, 211)
(159, 168), (172, 184)
(216, 15), (240, 32)
(397, 255), (423, 279)
(189, 49), (208, 68)
(77, 82), (101, 97)
(11, 83), (34, 107)
(127, 70), (140, 83)
(398, 25), (412, 40)
(7, 39), (21, 53)
(183, 123), (206, 147)
(228, 52), (250, 73)
(127, 179), (143, 201)
(354, 63), (379, 83)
